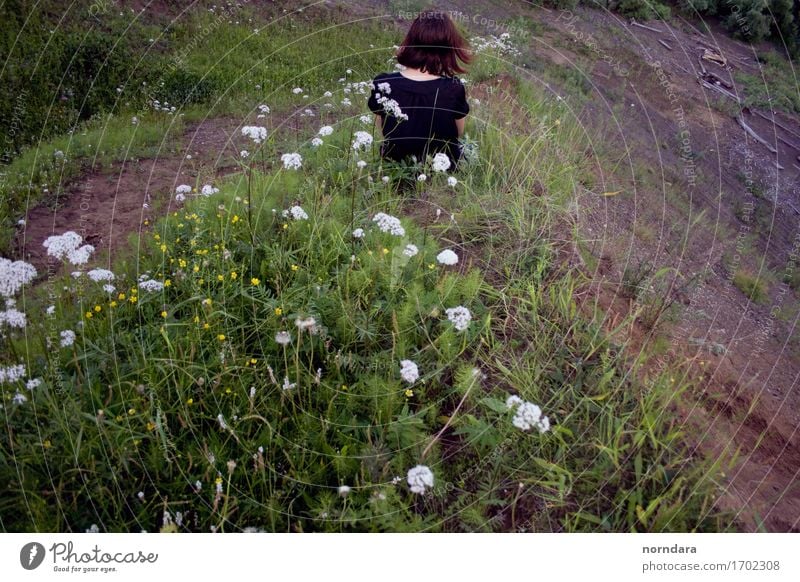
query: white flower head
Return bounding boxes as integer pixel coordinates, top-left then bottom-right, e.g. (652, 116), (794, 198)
(240, 149), (250, 158)
(201, 184), (219, 197)
(0, 364), (26, 384)
(282, 376), (296, 391)
(318, 125), (334, 136)
(275, 331), (291, 345)
(403, 244), (418, 257)
(87, 268), (115, 282)
(60, 329), (76, 347)
(436, 249), (458, 266)
(359, 115), (371, 124)
(417, 173), (427, 182)
(372, 212), (405, 237)
(281, 152), (303, 170)
(445, 306), (472, 332)
(512, 401), (550, 433)
(381, 176), (390, 183)
(338, 485), (351, 497)
(356, 160), (367, 169)
(377, 82), (392, 94)
(42, 231), (94, 266)
(311, 137), (323, 147)
(506, 395), (524, 409)
(447, 176), (458, 187)
(283, 205), (308, 220)
(407, 465), (434, 494)
(258, 104), (270, 114)
(352, 131), (373, 151)
(399, 360), (419, 384)
(432, 152), (451, 172)
(292, 87), (303, 94)
(241, 125), (268, 144)
(0, 258), (37, 298)
(176, 184), (192, 195)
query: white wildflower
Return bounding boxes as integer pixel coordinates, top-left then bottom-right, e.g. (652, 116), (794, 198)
(403, 244), (418, 257)
(338, 485), (351, 497)
(356, 160), (367, 169)
(138, 279), (165, 292)
(407, 465), (434, 494)
(12, 392), (27, 405)
(176, 184), (192, 195)
(281, 152), (302, 170)
(352, 131), (373, 151)
(311, 137), (323, 147)
(284, 205), (308, 220)
(295, 316), (318, 334)
(87, 268), (115, 282)
(445, 306), (472, 332)
(352, 228), (365, 238)
(381, 176), (390, 183)
(240, 150), (249, 158)
(292, 87), (303, 94)
(372, 212), (405, 236)
(46, 305), (55, 316)
(26, 378), (42, 390)
(217, 413), (229, 430)
(43, 231), (94, 266)
(359, 115), (371, 124)
(0, 307), (26, 328)
(318, 125), (334, 136)
(0, 364), (26, 384)
(282, 376), (296, 391)
(241, 125), (267, 144)
(258, 104), (270, 114)
(201, 184), (219, 197)
(436, 249), (458, 265)
(512, 401), (550, 434)
(432, 152), (451, 172)
(417, 173), (427, 182)
(399, 360), (419, 384)
(377, 81), (392, 94)
(447, 176), (458, 187)
(506, 395), (524, 409)
(103, 284), (115, 294)
(275, 331), (291, 345)
(60, 330), (76, 347)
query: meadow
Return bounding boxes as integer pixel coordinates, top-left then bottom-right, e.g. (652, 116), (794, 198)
(0, 2), (727, 532)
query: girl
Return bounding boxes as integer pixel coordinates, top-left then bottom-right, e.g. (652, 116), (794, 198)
(367, 9), (472, 170)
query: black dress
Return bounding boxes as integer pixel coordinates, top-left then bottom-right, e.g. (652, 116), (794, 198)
(366, 71), (469, 168)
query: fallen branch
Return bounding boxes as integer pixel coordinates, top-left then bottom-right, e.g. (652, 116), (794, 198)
(701, 48), (727, 67)
(736, 115), (778, 154)
(658, 39), (673, 51)
(752, 110), (800, 142)
(674, 62), (692, 75)
(777, 134), (800, 151)
(792, 163), (800, 172)
(699, 79), (741, 104)
(630, 18), (663, 33)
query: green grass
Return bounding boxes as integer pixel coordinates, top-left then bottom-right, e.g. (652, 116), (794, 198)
(733, 269), (769, 304)
(0, 7), (728, 533)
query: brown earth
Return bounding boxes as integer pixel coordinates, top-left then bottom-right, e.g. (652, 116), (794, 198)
(11, 0), (800, 531)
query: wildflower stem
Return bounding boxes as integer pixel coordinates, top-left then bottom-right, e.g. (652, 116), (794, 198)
(421, 372), (478, 460)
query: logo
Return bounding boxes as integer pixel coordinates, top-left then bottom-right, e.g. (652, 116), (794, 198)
(20, 542), (46, 570)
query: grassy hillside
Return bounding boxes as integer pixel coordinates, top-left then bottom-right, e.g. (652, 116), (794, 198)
(0, 2), (727, 532)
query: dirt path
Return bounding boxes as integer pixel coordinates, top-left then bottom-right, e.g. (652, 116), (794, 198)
(14, 116), (246, 271)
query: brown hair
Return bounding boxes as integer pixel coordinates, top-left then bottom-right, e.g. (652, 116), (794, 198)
(396, 10), (472, 77)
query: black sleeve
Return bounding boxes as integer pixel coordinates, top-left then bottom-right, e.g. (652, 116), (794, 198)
(367, 76), (384, 115)
(453, 79), (469, 119)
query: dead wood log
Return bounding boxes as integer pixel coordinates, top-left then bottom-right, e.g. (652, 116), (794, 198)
(700, 71), (732, 89)
(699, 79), (741, 104)
(752, 110), (800, 142)
(658, 39), (673, 51)
(629, 19), (663, 33)
(777, 134), (800, 150)
(736, 115), (778, 154)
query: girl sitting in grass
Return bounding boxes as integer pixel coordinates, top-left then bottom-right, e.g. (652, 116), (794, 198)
(367, 9), (472, 170)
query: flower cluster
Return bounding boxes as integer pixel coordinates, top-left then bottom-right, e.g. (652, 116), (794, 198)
(432, 152), (451, 173)
(436, 249), (458, 266)
(43, 231), (94, 266)
(282, 205), (309, 221)
(241, 126), (267, 144)
(318, 125), (334, 136)
(506, 395), (550, 433)
(201, 185), (219, 197)
(87, 269), (115, 283)
(281, 152), (303, 170)
(0, 306), (26, 328)
(445, 306), (472, 332)
(403, 244), (418, 257)
(399, 360), (419, 383)
(0, 364), (26, 384)
(372, 212), (405, 237)
(352, 131), (373, 151)
(0, 258), (37, 297)
(60, 329), (76, 347)
(406, 465), (434, 494)
(373, 92), (408, 121)
(138, 279), (165, 293)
